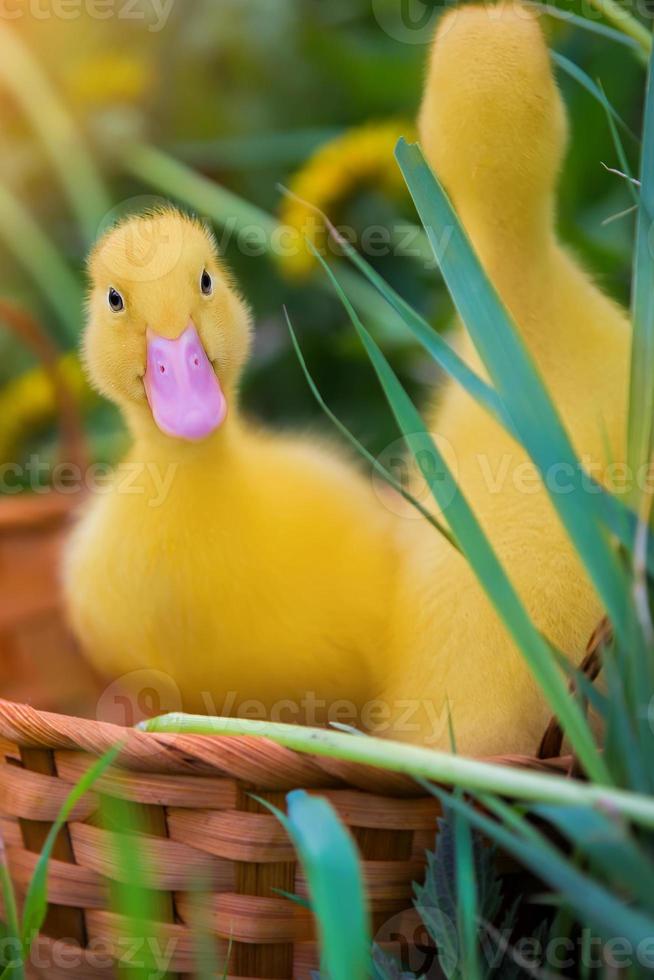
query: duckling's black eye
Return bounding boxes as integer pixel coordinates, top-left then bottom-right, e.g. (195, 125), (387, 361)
(200, 269), (213, 296)
(108, 287), (124, 313)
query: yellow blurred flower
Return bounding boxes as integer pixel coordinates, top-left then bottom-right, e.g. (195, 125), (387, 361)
(278, 119), (416, 280)
(0, 353), (93, 464)
(65, 52), (154, 108)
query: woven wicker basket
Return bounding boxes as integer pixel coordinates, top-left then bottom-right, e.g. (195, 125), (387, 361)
(0, 303), (102, 716)
(0, 507), (607, 979)
(0, 699), (582, 980)
(0, 303), (608, 978)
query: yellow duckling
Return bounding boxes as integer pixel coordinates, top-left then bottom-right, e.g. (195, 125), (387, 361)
(377, 3), (630, 755)
(64, 209), (397, 721)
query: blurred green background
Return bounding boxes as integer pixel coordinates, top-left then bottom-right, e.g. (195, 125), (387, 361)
(0, 0), (644, 483)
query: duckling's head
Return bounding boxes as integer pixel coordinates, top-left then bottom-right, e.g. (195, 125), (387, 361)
(84, 207), (251, 442)
(419, 2), (567, 242)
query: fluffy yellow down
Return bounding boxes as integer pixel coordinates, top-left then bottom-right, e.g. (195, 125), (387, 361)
(66, 3), (629, 757)
(64, 209), (397, 722)
(376, 3), (630, 755)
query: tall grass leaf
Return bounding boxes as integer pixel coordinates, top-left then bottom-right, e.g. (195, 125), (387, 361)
(100, 796), (167, 979)
(20, 744), (123, 957)
(143, 714), (654, 827)
(175, 127), (342, 170)
(256, 791), (371, 980)
(431, 788), (654, 954)
(308, 240), (607, 781)
(0, 24), (110, 241)
(284, 307), (456, 547)
(597, 80), (639, 207)
(628, 46), (654, 499)
(551, 52), (639, 141)
(283, 187), (654, 577)
(0, 184), (82, 346)
(0, 834), (23, 980)
(120, 142), (408, 344)
(603, 646), (650, 790)
(370, 945), (414, 979)
(452, 805), (482, 980)
(395, 137), (635, 650)
(279, 185), (512, 433)
(531, 4), (644, 53)
(533, 804), (654, 913)
(580, 0), (652, 55)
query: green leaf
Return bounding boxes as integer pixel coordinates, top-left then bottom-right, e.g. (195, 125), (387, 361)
(278, 186), (512, 435)
(534, 804), (654, 913)
(99, 796), (166, 979)
(0, 23), (110, 241)
(415, 807), (509, 980)
(258, 791), (371, 980)
(597, 80), (640, 207)
(285, 307), (457, 547)
(628, 44), (654, 493)
(452, 806), (482, 980)
(20, 744), (123, 957)
(431, 789), (654, 956)
(551, 52), (639, 141)
(0, 184), (83, 346)
(0, 841), (22, 980)
(395, 137), (636, 653)
(293, 175), (654, 580)
(120, 142), (408, 345)
(143, 714), (654, 828)
(414, 827), (459, 977)
(533, 4), (644, 52)
(307, 239), (606, 782)
(370, 946), (415, 980)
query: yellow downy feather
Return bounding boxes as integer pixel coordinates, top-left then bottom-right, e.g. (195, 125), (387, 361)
(377, 3), (630, 754)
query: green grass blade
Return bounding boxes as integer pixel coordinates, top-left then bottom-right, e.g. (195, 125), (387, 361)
(0, 24), (110, 241)
(395, 137), (635, 649)
(282, 188), (654, 579)
(597, 80), (640, 206)
(432, 788), (654, 954)
(533, 804), (654, 913)
(452, 801), (482, 980)
(585, 0), (652, 55)
(279, 185), (512, 433)
(628, 46), (654, 496)
(173, 127), (341, 170)
(257, 791), (371, 980)
(532, 4), (644, 52)
(100, 796), (167, 979)
(551, 52), (639, 141)
(119, 142), (408, 344)
(309, 240), (607, 781)
(20, 744), (123, 956)
(284, 306), (457, 548)
(142, 714), (654, 828)
(0, 836), (23, 980)
(0, 184), (82, 346)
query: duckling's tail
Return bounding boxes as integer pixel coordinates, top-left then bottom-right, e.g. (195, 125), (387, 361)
(418, 2), (567, 243)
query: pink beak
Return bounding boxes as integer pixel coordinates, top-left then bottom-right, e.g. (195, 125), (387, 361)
(143, 322), (227, 441)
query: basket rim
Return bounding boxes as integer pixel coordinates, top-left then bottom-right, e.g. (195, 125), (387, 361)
(0, 699), (573, 797)
(0, 490), (79, 532)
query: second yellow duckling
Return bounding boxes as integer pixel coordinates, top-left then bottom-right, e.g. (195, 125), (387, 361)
(377, 3), (630, 755)
(64, 210), (397, 721)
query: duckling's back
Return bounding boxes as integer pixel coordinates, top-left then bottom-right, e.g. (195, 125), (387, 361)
(378, 3), (629, 755)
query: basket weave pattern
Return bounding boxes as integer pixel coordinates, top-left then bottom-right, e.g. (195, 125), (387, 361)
(0, 700), (441, 979)
(0, 699), (576, 980)
(0, 487), (606, 979)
